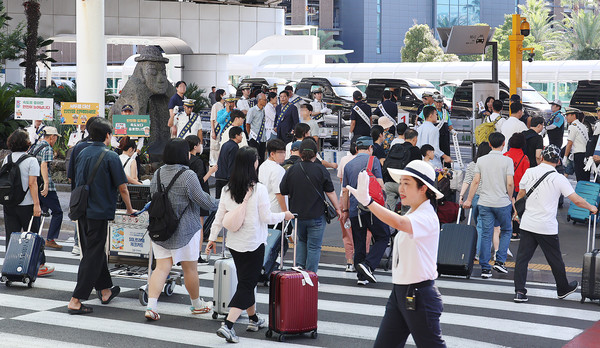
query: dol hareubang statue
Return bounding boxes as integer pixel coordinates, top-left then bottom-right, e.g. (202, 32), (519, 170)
(109, 46), (176, 158)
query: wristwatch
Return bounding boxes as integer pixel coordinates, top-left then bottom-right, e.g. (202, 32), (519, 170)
(341, 209), (349, 213)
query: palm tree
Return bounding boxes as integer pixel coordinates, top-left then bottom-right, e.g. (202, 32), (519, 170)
(23, 0), (41, 90)
(545, 7), (600, 60)
(318, 30), (348, 63)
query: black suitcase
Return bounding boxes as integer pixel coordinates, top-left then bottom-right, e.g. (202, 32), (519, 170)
(437, 207), (477, 279)
(581, 217), (600, 303)
(0, 216), (46, 287)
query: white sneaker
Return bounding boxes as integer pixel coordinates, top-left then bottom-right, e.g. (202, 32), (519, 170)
(345, 264), (355, 272)
(71, 245), (80, 255)
(217, 323), (239, 343)
(507, 248), (513, 258)
(246, 315), (266, 332)
(357, 279), (369, 286)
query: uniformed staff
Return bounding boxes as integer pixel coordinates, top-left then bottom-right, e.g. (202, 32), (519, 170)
(416, 91), (435, 124)
(433, 94), (455, 158)
(546, 100), (565, 149)
(373, 90), (398, 135)
(237, 83), (252, 115)
(285, 85), (304, 108)
(349, 90), (372, 144)
(173, 99), (203, 147)
(309, 87), (332, 123)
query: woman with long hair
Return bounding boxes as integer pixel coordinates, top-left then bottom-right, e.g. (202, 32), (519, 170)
(480, 96), (495, 120)
(206, 146), (293, 344)
(347, 160), (446, 347)
(118, 136), (141, 185)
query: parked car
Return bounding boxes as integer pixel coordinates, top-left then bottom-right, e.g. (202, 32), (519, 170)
(569, 80), (600, 116)
(235, 77), (289, 98)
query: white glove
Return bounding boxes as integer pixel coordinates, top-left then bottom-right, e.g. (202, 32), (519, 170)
(346, 171), (372, 207)
(450, 129), (458, 136)
(562, 156), (568, 165)
(349, 132), (353, 140)
(322, 107), (332, 114)
(584, 156), (595, 172)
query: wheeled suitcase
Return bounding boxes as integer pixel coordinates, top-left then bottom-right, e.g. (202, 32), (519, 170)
(437, 207), (477, 279)
(1, 215), (46, 287)
(266, 219), (318, 342)
(581, 216), (600, 303)
(568, 181), (600, 224)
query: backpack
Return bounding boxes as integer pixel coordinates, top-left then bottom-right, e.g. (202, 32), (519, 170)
(147, 167), (188, 242)
(382, 143), (411, 183)
(358, 156), (385, 211)
(474, 115), (502, 145)
(0, 153), (31, 206)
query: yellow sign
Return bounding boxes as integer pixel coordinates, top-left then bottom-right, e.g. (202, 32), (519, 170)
(60, 102), (100, 125)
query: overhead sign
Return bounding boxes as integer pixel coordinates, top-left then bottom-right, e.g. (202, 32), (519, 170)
(112, 115), (151, 137)
(60, 102), (100, 125)
(14, 97), (54, 121)
(437, 25), (493, 55)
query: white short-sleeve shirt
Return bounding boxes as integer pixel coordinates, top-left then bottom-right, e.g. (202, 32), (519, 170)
(500, 116), (528, 153)
(237, 97), (250, 113)
(174, 112), (202, 138)
(2, 152), (40, 206)
(392, 200), (440, 285)
(567, 119), (589, 154)
(258, 159), (286, 213)
(519, 163), (575, 235)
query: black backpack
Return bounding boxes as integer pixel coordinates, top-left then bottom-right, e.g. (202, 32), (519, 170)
(382, 143), (411, 183)
(0, 154), (31, 206)
(147, 167), (188, 242)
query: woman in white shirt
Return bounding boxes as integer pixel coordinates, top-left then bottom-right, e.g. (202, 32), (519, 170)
(207, 146), (293, 344)
(347, 160), (446, 347)
(118, 137), (141, 185)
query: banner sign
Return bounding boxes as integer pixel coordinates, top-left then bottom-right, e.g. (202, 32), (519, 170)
(60, 102), (100, 125)
(112, 115), (151, 137)
(15, 97), (54, 121)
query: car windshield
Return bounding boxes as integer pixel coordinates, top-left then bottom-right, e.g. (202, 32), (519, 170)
(413, 88), (440, 99)
(333, 86), (361, 99)
(522, 90), (548, 104)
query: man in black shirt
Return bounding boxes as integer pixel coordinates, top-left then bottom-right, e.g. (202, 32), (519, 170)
(350, 90), (371, 144)
(371, 125), (386, 162)
(373, 90), (398, 135)
(382, 129), (421, 210)
(524, 117), (544, 167)
(215, 127), (243, 199)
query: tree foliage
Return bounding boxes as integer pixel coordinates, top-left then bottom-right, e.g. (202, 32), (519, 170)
(402, 23), (458, 62)
(318, 30), (348, 63)
(546, 5), (600, 60)
(184, 83), (211, 111)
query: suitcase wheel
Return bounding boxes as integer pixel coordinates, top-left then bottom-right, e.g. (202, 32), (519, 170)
(23, 276), (31, 286)
(163, 282), (175, 296)
(5, 281), (11, 287)
(311, 330), (318, 339)
(278, 334), (286, 342)
(212, 312), (219, 319)
(139, 289), (148, 306)
(265, 329), (273, 338)
(466, 274), (471, 280)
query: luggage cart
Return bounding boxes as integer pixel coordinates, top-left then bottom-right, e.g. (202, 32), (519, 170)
(106, 210), (183, 306)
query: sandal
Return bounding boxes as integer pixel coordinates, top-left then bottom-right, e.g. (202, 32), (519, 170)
(145, 309), (160, 321)
(68, 304), (93, 315)
(98, 286), (121, 304)
(190, 299), (211, 314)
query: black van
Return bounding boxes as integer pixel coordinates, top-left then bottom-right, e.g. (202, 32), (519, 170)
(569, 80), (600, 116)
(235, 77), (288, 98)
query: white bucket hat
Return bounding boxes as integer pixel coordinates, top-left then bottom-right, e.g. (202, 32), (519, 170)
(388, 160), (444, 199)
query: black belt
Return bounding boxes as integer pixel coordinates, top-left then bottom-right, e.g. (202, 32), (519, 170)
(397, 279), (434, 289)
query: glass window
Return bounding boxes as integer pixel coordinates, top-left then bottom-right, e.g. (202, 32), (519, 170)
(376, 0), (382, 54)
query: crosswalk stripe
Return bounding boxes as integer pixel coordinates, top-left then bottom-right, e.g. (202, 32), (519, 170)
(0, 333), (98, 348)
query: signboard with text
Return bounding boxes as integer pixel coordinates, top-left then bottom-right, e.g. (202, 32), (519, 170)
(112, 115), (151, 137)
(14, 97), (54, 121)
(60, 102), (100, 125)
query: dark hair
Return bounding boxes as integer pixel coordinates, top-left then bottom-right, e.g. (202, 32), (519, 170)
(396, 123), (408, 136)
(227, 146), (259, 204)
(175, 81), (186, 88)
(279, 90), (289, 97)
(474, 141), (492, 162)
(423, 105), (437, 119)
(119, 136), (137, 152)
(300, 138), (318, 161)
(349, 141), (357, 155)
(492, 100), (503, 112)
(211, 86), (216, 89)
(484, 96), (495, 112)
(229, 126), (243, 139)
(404, 129), (418, 141)
(294, 123), (310, 140)
(510, 101), (523, 114)
(268, 91), (277, 101)
(215, 89), (225, 102)
(510, 94), (521, 102)
(284, 85), (293, 91)
(353, 90), (363, 101)
(89, 117), (112, 142)
(382, 90), (392, 100)
(163, 138), (190, 166)
(371, 125), (384, 140)
(230, 109), (245, 120)
(7, 129), (30, 152)
(185, 135), (201, 151)
(414, 176), (438, 202)
(508, 132), (525, 149)
(301, 103), (313, 112)
(488, 132), (505, 148)
(420, 144), (434, 157)
(266, 138), (286, 155)
(530, 116), (544, 128)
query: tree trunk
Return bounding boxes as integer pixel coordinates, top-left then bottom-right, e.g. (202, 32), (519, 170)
(23, 1), (40, 91)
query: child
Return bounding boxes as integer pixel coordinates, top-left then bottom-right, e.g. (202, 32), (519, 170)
(420, 144), (435, 168)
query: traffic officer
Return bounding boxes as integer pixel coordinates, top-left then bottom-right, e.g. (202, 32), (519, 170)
(174, 99), (203, 145)
(310, 87), (332, 123)
(546, 99), (565, 148)
(434, 93), (454, 158)
(416, 92), (435, 124)
(237, 83), (252, 115)
(268, 84), (278, 95)
(373, 90), (398, 135)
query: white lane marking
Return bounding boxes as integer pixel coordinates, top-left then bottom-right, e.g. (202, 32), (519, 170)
(0, 333), (97, 348)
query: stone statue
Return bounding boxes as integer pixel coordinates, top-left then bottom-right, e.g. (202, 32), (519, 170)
(109, 46), (176, 159)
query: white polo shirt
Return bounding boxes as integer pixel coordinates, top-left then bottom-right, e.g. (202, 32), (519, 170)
(258, 159), (286, 214)
(519, 163), (575, 235)
(567, 119), (589, 154)
(392, 200), (440, 285)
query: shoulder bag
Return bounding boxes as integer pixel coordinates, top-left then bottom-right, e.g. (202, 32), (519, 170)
(514, 170), (554, 219)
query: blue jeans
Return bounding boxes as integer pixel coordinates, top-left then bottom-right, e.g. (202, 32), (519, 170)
(478, 204), (512, 270)
(39, 190), (63, 241)
(296, 215), (326, 273)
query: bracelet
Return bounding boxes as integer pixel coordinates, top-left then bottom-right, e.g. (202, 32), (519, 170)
(341, 209), (349, 213)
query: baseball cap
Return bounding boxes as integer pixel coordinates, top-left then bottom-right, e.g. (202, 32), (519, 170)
(42, 126), (61, 137)
(291, 141), (302, 151)
(356, 136), (373, 147)
(542, 144), (561, 163)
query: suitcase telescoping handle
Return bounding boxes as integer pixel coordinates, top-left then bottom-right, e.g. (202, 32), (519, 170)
(587, 214), (597, 253)
(456, 206), (472, 225)
(26, 211), (50, 235)
(279, 214), (297, 271)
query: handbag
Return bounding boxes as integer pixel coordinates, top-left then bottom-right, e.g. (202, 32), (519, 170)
(68, 149), (108, 220)
(299, 162), (338, 224)
(514, 171), (554, 219)
(222, 187), (253, 232)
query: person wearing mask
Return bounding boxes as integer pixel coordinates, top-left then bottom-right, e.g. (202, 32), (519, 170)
(118, 137), (142, 185)
(3, 129), (53, 276)
(500, 102), (528, 153)
(350, 90), (372, 143)
(67, 118), (134, 315)
(215, 126), (244, 199)
(346, 160), (446, 347)
(546, 100), (565, 149)
(246, 92), (268, 163)
(264, 92), (278, 141)
(524, 116), (545, 168)
(514, 145), (597, 303)
(275, 90), (300, 144)
(563, 107), (590, 182)
(280, 138), (341, 273)
(168, 81), (186, 137)
(209, 89), (226, 166)
(144, 138), (217, 321)
(207, 147), (293, 343)
(417, 106), (452, 168)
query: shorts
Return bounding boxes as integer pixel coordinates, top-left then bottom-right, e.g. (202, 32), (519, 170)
(152, 229), (202, 265)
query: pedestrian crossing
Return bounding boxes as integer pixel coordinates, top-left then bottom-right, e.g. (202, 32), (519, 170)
(0, 239), (596, 348)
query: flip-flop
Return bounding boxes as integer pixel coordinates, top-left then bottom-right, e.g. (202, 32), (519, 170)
(98, 286), (121, 304)
(68, 304), (93, 315)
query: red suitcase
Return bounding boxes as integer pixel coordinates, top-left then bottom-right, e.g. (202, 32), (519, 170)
(266, 219), (318, 342)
